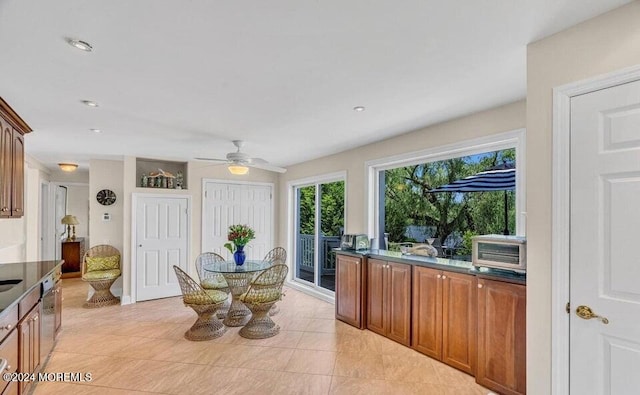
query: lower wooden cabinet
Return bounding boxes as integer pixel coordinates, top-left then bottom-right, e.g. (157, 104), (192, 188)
(0, 328), (18, 394)
(367, 259), (411, 346)
(476, 278), (526, 395)
(412, 266), (477, 374)
(335, 254), (366, 328)
(18, 303), (40, 395)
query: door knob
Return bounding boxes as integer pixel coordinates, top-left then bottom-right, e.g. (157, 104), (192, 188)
(576, 305), (609, 324)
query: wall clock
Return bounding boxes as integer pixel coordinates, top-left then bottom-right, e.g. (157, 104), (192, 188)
(96, 189), (116, 206)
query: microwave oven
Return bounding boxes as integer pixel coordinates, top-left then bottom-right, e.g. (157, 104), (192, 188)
(340, 234), (370, 251)
(472, 235), (526, 272)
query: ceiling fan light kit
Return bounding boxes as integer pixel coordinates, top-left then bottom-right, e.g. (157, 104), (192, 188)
(228, 164), (249, 175)
(195, 140), (287, 174)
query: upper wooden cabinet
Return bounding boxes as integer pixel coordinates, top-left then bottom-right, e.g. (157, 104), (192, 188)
(335, 254), (366, 328)
(476, 278), (526, 395)
(367, 259), (412, 346)
(412, 266), (477, 375)
(0, 97), (31, 219)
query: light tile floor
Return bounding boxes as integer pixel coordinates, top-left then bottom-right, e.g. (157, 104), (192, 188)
(34, 278), (491, 394)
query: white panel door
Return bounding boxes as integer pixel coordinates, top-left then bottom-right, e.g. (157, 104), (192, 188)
(135, 196), (189, 301)
(570, 79), (640, 395)
(202, 182), (272, 261)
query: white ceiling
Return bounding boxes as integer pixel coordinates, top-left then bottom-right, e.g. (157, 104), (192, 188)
(0, 0), (631, 171)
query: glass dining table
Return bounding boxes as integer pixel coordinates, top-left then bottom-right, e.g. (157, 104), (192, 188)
(203, 260), (271, 327)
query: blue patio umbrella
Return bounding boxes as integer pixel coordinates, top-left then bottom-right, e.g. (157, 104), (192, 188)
(429, 164), (515, 235)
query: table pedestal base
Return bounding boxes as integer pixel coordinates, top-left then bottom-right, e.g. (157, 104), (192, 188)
(221, 272), (254, 327)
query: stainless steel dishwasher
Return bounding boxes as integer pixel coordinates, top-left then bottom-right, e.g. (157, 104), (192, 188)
(40, 273), (56, 362)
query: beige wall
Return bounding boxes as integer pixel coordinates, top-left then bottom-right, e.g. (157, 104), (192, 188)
(526, 2), (640, 393)
(278, 100), (526, 250)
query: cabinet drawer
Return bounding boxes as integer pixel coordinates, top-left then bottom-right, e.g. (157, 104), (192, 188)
(0, 305), (17, 343)
(18, 287), (40, 321)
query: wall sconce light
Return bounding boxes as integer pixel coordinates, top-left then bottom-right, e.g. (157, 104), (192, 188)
(61, 215), (79, 241)
(58, 163), (78, 172)
(228, 164), (249, 175)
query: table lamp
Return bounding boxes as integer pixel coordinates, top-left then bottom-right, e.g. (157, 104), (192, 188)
(61, 215), (79, 241)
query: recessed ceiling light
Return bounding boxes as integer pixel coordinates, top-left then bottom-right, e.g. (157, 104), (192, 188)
(90, 128), (101, 133)
(353, 106), (366, 112)
(67, 38), (93, 52)
(81, 100), (99, 107)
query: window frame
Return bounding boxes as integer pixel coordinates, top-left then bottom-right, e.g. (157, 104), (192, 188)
(365, 129), (526, 242)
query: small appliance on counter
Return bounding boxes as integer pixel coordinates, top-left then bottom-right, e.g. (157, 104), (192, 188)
(340, 234), (370, 251)
(472, 235), (526, 273)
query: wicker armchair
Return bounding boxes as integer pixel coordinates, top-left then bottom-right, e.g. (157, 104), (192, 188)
(239, 264), (288, 339)
(81, 245), (121, 308)
(262, 247), (287, 316)
(173, 265), (228, 341)
(195, 252), (231, 318)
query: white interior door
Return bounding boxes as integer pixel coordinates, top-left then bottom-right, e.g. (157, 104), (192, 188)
(135, 195), (189, 301)
(570, 79), (640, 394)
(53, 185), (67, 259)
(202, 182), (272, 261)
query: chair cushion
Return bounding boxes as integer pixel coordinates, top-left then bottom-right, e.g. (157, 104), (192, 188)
(239, 290), (281, 304)
(184, 289), (227, 305)
(82, 269), (121, 280)
(86, 255), (120, 272)
(201, 276), (228, 290)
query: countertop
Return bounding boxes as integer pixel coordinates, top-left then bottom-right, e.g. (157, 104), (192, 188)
(335, 249), (526, 285)
(0, 260), (64, 314)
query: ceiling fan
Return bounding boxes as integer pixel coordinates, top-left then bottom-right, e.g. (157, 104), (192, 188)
(195, 140), (287, 174)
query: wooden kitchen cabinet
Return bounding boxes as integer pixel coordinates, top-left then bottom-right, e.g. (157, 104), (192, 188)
(18, 303), (40, 395)
(476, 278), (526, 395)
(367, 259), (411, 346)
(0, 98), (31, 219)
(61, 238), (85, 277)
(0, 327), (18, 394)
(335, 254), (366, 328)
(412, 266), (477, 375)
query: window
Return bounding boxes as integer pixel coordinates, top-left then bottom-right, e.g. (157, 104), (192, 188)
(367, 130), (525, 261)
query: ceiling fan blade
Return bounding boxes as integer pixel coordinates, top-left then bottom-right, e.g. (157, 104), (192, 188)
(247, 161), (287, 173)
(194, 157), (228, 163)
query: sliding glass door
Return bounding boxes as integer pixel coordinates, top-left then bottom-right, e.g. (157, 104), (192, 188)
(294, 178), (345, 292)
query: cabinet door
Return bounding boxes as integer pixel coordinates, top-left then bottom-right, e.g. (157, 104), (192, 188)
(442, 271), (477, 375)
(366, 258), (386, 336)
(0, 120), (11, 218)
(18, 305), (41, 395)
(61, 241), (81, 273)
(386, 261), (411, 346)
(10, 130), (23, 217)
(477, 279), (526, 395)
(412, 266), (442, 359)
(335, 255), (363, 328)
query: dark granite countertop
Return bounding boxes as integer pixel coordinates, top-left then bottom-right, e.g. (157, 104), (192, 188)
(335, 249), (526, 285)
(0, 260), (64, 314)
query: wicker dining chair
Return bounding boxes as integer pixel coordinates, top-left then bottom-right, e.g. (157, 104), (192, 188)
(195, 252), (231, 318)
(239, 264), (288, 339)
(81, 245), (121, 308)
(262, 247), (287, 316)
(173, 265), (228, 341)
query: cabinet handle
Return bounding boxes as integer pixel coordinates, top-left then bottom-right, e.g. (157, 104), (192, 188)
(5, 365), (11, 372)
(32, 315), (38, 321)
(0, 324), (11, 330)
(14, 208), (21, 212)
(442, 275), (447, 280)
(478, 284), (483, 288)
(436, 274), (441, 279)
(0, 207), (8, 212)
